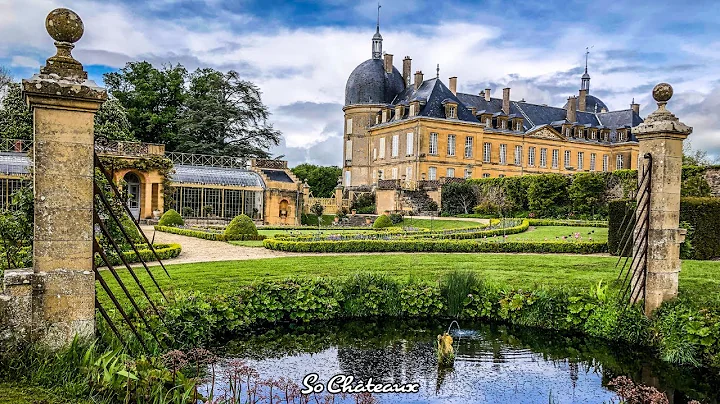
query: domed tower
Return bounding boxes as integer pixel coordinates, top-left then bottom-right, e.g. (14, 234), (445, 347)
(342, 13), (405, 187)
(563, 49), (609, 113)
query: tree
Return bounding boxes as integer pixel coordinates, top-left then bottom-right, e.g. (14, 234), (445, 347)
(177, 68), (281, 158)
(291, 164), (342, 198)
(94, 98), (135, 141)
(526, 174), (570, 218)
(441, 181), (478, 215)
(0, 186), (33, 271)
(104, 61), (187, 145)
(683, 141), (717, 166)
(0, 66), (11, 91)
(0, 83), (33, 140)
(568, 173), (606, 217)
(310, 201), (324, 231)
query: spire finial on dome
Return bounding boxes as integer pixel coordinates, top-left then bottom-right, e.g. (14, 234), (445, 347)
(581, 46), (593, 92)
(371, 2), (383, 59)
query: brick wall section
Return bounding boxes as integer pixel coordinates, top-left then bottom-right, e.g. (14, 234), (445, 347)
(704, 167), (720, 197)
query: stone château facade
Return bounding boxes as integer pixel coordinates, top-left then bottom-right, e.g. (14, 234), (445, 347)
(343, 24), (642, 188)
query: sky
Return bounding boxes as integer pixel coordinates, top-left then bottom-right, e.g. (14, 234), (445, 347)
(1, 0), (720, 167)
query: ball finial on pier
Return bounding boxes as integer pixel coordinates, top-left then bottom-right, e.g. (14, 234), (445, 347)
(45, 8), (84, 44)
(652, 83), (673, 104)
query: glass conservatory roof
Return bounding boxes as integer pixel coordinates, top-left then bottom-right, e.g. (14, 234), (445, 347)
(171, 165), (266, 188)
(0, 153), (31, 176)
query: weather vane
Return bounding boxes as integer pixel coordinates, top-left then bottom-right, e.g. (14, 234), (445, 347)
(377, 2), (381, 29)
(585, 46), (594, 72)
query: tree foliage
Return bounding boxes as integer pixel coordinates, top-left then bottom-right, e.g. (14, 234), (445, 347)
(291, 164), (342, 198)
(568, 173), (607, 216)
(441, 181), (478, 215)
(0, 186), (33, 271)
(95, 98), (135, 141)
(177, 69), (281, 158)
(104, 61), (186, 145)
(104, 62), (282, 159)
(0, 83), (33, 140)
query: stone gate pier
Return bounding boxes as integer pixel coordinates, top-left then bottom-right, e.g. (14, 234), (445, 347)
(0, 8), (106, 348)
(634, 84), (692, 315)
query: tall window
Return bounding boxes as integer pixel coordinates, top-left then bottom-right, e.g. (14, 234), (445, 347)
(590, 153), (596, 171)
(406, 133), (414, 156)
(346, 118), (353, 135)
(552, 149), (559, 168)
(406, 166), (412, 180)
(528, 147), (536, 166)
(483, 142), (491, 162)
(603, 155), (609, 172)
(391, 135), (399, 157)
(345, 171), (351, 185)
(464, 168), (472, 179)
(345, 140), (352, 161)
(428, 166), (437, 180)
(379, 138), (386, 158)
(540, 148), (547, 167)
(447, 168), (455, 178)
(616, 155), (624, 170)
(564, 150), (571, 167)
(429, 133), (438, 155)
(499, 144), (507, 165)
(465, 137), (474, 158)
(514, 145), (522, 165)
(373, 148), (377, 160)
(447, 134), (456, 156)
(577, 152), (584, 170)
(391, 167), (398, 179)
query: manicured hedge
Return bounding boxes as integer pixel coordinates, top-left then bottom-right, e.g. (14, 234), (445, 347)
(608, 200), (634, 256)
(263, 237), (607, 254)
(410, 220), (529, 240)
(158, 209), (184, 227)
(155, 225), (266, 242)
(609, 197), (720, 260)
(680, 197), (720, 260)
(225, 214), (259, 240)
(96, 243), (182, 266)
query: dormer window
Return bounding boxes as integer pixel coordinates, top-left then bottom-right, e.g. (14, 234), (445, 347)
(485, 117), (491, 128)
(591, 130), (597, 140)
(447, 105), (457, 119)
(409, 104), (416, 117)
(394, 105), (405, 120)
(565, 128), (571, 137)
(500, 119), (506, 130)
(515, 121), (522, 131)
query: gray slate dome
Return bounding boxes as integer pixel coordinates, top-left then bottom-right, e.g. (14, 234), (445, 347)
(345, 58), (405, 106)
(563, 94), (609, 114)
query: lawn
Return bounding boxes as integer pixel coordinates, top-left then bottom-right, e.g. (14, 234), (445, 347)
(100, 254), (720, 307)
(397, 218), (484, 230)
(0, 383), (89, 404)
(487, 226), (608, 242)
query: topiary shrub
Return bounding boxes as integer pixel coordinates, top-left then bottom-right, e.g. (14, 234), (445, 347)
(158, 209), (184, 227)
(224, 214), (259, 240)
(373, 214), (393, 229)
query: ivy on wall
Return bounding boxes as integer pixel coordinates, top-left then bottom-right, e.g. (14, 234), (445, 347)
(99, 155), (176, 211)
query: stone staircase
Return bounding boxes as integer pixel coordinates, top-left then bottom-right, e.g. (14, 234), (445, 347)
(401, 190), (437, 215)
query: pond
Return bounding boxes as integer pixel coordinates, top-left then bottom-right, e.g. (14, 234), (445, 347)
(202, 319), (719, 404)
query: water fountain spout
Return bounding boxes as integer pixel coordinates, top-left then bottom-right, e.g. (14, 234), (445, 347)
(437, 321), (460, 368)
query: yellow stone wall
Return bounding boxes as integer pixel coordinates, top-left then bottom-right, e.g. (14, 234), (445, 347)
(351, 117), (639, 184)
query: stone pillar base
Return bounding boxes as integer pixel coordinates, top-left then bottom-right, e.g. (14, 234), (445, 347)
(1, 269), (34, 343)
(645, 270), (680, 315)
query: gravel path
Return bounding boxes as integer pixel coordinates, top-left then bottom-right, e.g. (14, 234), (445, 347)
(142, 226), (298, 265)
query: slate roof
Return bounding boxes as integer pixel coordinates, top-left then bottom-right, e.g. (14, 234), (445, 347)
(0, 153), (31, 176)
(563, 95), (608, 113)
(345, 59), (405, 106)
(377, 78), (643, 141)
(261, 169), (294, 183)
(172, 165), (265, 188)
(389, 78), (479, 123)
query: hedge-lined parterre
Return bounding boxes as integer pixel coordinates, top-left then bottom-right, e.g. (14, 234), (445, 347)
(94, 243), (181, 266)
(155, 225), (265, 242)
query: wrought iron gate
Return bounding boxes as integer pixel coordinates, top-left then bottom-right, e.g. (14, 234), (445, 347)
(92, 153), (172, 352)
(615, 153), (652, 307)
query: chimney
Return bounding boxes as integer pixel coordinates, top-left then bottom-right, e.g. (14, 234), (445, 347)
(449, 77), (457, 95)
(402, 56), (412, 88)
(414, 70), (423, 90)
(383, 53), (394, 74)
(567, 96), (577, 123)
(484, 88), (491, 102)
(631, 99), (640, 114)
(502, 87), (510, 115)
(578, 89), (588, 112)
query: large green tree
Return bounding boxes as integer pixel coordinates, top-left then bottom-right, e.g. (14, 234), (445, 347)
(104, 61), (187, 145)
(94, 98), (135, 141)
(291, 164), (342, 198)
(177, 68), (281, 158)
(0, 83), (33, 140)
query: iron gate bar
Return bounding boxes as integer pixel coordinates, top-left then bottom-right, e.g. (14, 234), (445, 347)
(614, 162), (651, 260)
(95, 296), (128, 349)
(94, 182), (169, 302)
(93, 210), (166, 327)
(94, 154), (172, 280)
(91, 256), (149, 353)
(616, 192), (650, 281)
(619, 235), (648, 305)
(93, 238), (165, 349)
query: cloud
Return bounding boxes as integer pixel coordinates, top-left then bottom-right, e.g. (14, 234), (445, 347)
(2, 0), (719, 165)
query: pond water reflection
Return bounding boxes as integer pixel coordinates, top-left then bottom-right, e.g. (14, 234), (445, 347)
(203, 319), (718, 404)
